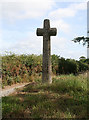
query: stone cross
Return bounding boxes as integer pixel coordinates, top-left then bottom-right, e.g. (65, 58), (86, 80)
(36, 19), (57, 83)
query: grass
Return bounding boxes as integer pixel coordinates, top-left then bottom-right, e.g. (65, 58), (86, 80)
(2, 74), (89, 119)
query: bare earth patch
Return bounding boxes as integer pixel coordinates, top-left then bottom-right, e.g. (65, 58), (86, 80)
(1, 82), (30, 97)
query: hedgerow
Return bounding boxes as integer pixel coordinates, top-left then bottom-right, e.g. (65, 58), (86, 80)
(1, 53), (89, 86)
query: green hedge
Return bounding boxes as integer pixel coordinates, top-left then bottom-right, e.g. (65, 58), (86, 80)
(2, 53), (89, 86)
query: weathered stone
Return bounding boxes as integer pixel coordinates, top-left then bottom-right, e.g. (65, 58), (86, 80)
(36, 19), (57, 83)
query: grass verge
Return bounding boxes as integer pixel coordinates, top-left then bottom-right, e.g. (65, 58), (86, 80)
(2, 74), (88, 119)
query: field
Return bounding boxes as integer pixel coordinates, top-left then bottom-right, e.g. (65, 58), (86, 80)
(2, 74), (88, 119)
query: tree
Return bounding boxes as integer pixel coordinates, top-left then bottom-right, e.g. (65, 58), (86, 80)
(79, 56), (86, 60)
(79, 56), (86, 63)
(72, 30), (89, 46)
(72, 36), (89, 46)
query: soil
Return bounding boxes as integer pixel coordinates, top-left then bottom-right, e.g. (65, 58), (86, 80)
(1, 82), (30, 97)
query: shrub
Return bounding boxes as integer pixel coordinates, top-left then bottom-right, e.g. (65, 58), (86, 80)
(2, 53), (89, 86)
(77, 61), (89, 72)
(58, 58), (79, 75)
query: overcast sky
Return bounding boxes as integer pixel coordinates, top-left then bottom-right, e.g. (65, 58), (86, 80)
(0, 0), (88, 60)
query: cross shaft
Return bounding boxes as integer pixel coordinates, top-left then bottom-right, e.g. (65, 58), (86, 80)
(36, 19), (57, 83)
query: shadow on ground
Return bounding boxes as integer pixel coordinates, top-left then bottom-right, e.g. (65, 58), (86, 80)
(2, 82), (88, 119)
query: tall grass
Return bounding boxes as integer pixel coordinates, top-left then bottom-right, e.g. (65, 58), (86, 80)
(2, 74), (88, 118)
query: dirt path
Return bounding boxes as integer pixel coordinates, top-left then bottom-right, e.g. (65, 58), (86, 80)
(0, 82), (30, 97)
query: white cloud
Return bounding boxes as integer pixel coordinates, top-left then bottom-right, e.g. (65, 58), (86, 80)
(1, 0), (88, 2)
(49, 3), (87, 19)
(54, 0), (87, 2)
(0, 30), (3, 51)
(1, 30), (67, 55)
(51, 37), (67, 55)
(1, 0), (55, 22)
(49, 8), (76, 19)
(70, 3), (87, 10)
(0, 1), (87, 59)
(1, 28), (86, 60)
(51, 35), (87, 60)
(1, 31), (43, 54)
(48, 2), (87, 34)
(50, 19), (71, 33)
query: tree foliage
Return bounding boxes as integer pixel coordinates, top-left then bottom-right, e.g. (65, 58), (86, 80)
(72, 36), (89, 46)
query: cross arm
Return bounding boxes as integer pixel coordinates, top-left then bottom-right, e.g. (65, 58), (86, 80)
(36, 28), (44, 36)
(49, 28), (57, 36)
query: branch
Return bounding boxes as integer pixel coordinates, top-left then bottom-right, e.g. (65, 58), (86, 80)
(72, 36), (89, 46)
